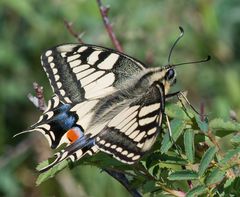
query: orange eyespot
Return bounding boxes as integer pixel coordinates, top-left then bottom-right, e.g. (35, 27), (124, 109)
(66, 127), (82, 143)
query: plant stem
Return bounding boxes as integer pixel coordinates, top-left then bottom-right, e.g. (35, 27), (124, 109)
(96, 0), (123, 52)
(64, 19), (84, 43)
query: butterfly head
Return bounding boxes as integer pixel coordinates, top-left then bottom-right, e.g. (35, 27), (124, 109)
(159, 67), (177, 94)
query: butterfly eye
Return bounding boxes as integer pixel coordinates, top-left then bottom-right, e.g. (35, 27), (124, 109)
(165, 68), (175, 81)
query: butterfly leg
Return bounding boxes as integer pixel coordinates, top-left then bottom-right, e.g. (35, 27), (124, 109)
(166, 91), (205, 117)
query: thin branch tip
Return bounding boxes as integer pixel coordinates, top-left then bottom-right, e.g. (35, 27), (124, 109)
(96, 0), (123, 52)
(64, 19), (84, 43)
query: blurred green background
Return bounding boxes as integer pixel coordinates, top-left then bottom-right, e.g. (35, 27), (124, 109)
(0, 0), (240, 196)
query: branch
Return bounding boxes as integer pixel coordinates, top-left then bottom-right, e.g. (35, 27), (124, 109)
(0, 137), (33, 169)
(28, 82), (46, 111)
(104, 169), (142, 197)
(64, 19), (84, 43)
(96, 0), (123, 52)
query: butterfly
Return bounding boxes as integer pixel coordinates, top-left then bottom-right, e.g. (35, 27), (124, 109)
(16, 27), (209, 172)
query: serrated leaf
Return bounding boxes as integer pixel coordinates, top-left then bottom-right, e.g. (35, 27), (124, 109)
(165, 103), (192, 120)
(223, 177), (240, 195)
(161, 119), (186, 153)
(145, 152), (162, 169)
(36, 160), (50, 171)
(161, 154), (187, 165)
(209, 118), (240, 136)
(205, 168), (225, 185)
(142, 180), (157, 193)
(152, 165), (160, 177)
(168, 170), (198, 180)
(198, 146), (217, 176)
(184, 129), (195, 163)
(231, 134), (240, 143)
(219, 147), (240, 166)
(36, 160), (69, 185)
(194, 114), (208, 132)
(186, 185), (207, 197)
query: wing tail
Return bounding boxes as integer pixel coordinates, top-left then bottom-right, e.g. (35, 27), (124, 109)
(39, 136), (98, 172)
(14, 95), (81, 149)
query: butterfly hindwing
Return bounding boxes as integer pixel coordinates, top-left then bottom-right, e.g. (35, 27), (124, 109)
(41, 44), (146, 103)
(95, 81), (165, 164)
(26, 95), (101, 149)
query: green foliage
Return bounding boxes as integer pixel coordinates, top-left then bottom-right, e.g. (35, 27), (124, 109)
(184, 129), (195, 163)
(36, 103), (240, 196)
(1, 0), (240, 197)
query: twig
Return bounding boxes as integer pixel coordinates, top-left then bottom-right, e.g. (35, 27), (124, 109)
(57, 171), (89, 197)
(200, 101), (205, 122)
(156, 182), (186, 197)
(96, 0), (123, 52)
(28, 82), (46, 111)
(64, 19), (84, 43)
(206, 131), (223, 156)
(134, 163), (156, 181)
(104, 169), (142, 197)
(134, 163), (186, 197)
(0, 137), (33, 169)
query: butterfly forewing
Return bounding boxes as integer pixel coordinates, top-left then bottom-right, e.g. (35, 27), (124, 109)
(41, 44), (146, 103)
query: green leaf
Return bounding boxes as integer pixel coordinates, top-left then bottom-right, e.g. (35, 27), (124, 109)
(165, 103), (192, 120)
(231, 134), (240, 144)
(209, 118), (240, 136)
(161, 119), (186, 153)
(142, 180), (157, 194)
(168, 170), (198, 180)
(219, 147), (240, 166)
(145, 152), (162, 169)
(223, 177), (240, 195)
(186, 185), (208, 197)
(0, 170), (22, 197)
(36, 159), (69, 185)
(205, 168), (225, 185)
(160, 154), (188, 165)
(198, 146), (217, 176)
(184, 129), (195, 163)
(194, 114), (208, 132)
(152, 165), (160, 177)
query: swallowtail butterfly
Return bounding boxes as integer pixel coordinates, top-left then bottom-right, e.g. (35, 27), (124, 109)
(17, 28), (208, 172)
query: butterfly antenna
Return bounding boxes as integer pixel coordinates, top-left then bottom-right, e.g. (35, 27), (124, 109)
(168, 26), (184, 65)
(173, 55), (211, 67)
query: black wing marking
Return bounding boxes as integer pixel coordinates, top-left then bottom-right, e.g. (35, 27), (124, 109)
(95, 82), (165, 164)
(17, 95), (100, 149)
(15, 95), (70, 148)
(39, 135), (98, 172)
(41, 44), (146, 103)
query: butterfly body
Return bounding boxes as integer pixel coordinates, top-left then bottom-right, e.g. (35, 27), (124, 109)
(19, 44), (177, 171)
